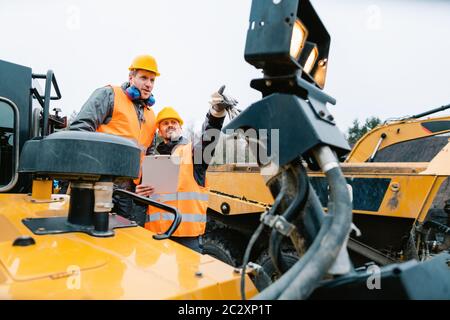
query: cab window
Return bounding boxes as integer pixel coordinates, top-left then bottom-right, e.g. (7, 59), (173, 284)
(0, 98), (18, 190)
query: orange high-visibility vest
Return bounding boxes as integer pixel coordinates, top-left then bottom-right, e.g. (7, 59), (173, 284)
(97, 86), (156, 184)
(145, 142), (208, 237)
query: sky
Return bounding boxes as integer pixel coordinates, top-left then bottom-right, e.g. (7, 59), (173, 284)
(1, 0), (450, 133)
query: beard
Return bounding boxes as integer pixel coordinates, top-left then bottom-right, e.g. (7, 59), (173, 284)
(166, 129), (181, 141)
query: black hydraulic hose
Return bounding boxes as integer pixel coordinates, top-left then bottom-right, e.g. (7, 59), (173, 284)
(240, 171), (288, 300)
(302, 183), (326, 241)
(113, 189), (182, 240)
(254, 147), (352, 300)
(253, 216), (332, 300)
(253, 182), (330, 300)
(269, 165), (309, 274)
(240, 223), (265, 300)
(278, 166), (352, 299)
(268, 167), (297, 274)
(424, 220), (450, 235)
(266, 171), (285, 213)
(282, 166), (310, 221)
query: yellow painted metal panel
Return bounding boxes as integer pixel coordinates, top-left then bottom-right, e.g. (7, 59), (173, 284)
(308, 171), (439, 220)
(31, 180), (52, 201)
(421, 142), (450, 175)
(208, 193), (267, 215)
(416, 176), (448, 223)
(207, 169), (273, 205)
(0, 238), (109, 281)
(369, 175), (436, 219)
(0, 194), (256, 299)
(0, 215), (21, 243)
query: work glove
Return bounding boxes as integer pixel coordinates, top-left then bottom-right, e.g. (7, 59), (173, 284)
(209, 85), (238, 112)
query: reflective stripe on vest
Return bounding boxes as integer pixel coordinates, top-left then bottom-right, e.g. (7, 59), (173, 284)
(145, 142), (208, 237)
(146, 212), (207, 223)
(151, 192), (209, 202)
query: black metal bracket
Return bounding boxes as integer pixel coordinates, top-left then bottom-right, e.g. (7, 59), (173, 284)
(114, 189), (182, 240)
(261, 214), (296, 236)
(223, 92), (349, 167)
(250, 73), (336, 125)
(22, 214), (137, 238)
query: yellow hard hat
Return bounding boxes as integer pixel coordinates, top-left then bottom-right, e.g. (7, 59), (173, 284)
(156, 107), (184, 126)
(129, 54), (160, 76)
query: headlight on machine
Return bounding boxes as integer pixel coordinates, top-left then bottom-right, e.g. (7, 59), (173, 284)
(244, 0), (330, 89)
(290, 19), (308, 60)
(301, 43), (318, 74)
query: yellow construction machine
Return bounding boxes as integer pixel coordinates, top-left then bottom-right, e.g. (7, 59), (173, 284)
(205, 100), (450, 271)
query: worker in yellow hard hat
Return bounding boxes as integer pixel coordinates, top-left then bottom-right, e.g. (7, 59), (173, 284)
(136, 86), (239, 253)
(70, 54), (160, 222)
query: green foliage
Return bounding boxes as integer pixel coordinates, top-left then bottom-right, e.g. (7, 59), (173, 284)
(347, 116), (382, 146)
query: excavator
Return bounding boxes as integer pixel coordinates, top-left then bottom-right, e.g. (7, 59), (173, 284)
(1, 0), (449, 300)
(205, 106), (450, 269)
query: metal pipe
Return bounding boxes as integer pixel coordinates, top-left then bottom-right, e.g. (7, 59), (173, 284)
(93, 182), (114, 233)
(42, 71), (53, 137)
(68, 182), (94, 226)
(368, 133), (387, 162)
(32, 71), (62, 137)
(411, 103), (450, 119)
(113, 188), (182, 240)
(312, 146), (339, 173)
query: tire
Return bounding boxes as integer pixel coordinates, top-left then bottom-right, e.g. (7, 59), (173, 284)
(253, 249), (299, 291)
(202, 232), (245, 267)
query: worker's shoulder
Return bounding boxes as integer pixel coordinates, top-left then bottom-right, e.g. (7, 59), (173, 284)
(90, 85), (115, 97)
(88, 86), (117, 104)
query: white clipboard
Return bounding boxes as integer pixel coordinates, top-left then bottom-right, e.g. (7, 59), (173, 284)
(142, 155), (180, 193)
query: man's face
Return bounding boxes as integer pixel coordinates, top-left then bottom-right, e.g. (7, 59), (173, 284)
(158, 118), (182, 141)
(129, 69), (156, 100)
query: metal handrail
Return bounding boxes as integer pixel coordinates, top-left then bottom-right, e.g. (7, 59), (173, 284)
(31, 71), (62, 137)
